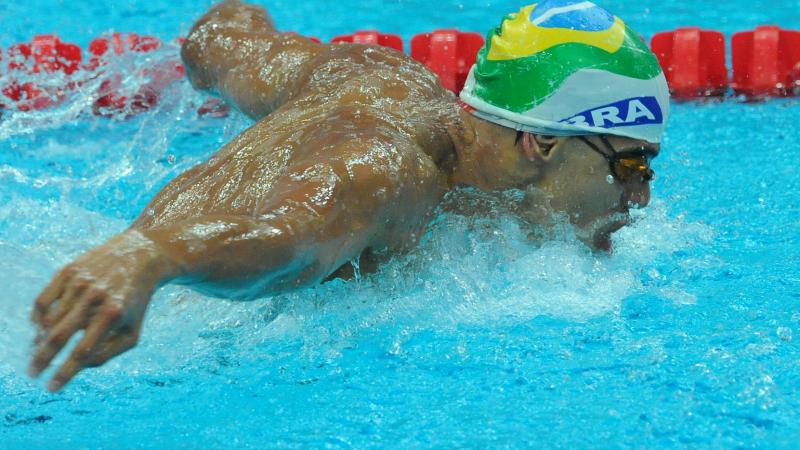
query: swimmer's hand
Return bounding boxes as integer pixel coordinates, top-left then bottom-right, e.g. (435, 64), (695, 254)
(28, 231), (174, 392)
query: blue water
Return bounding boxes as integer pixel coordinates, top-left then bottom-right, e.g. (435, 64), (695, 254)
(2, 0), (800, 448)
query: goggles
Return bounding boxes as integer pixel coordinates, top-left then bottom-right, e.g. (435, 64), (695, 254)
(579, 136), (655, 184)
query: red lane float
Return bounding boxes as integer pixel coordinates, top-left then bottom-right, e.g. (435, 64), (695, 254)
(87, 32), (160, 71)
(331, 31), (404, 52)
(731, 26), (800, 97)
(285, 32), (321, 44)
(87, 33), (183, 116)
(7, 34), (82, 75)
(197, 98), (231, 118)
(2, 35), (82, 111)
(5, 25), (800, 119)
(411, 30), (484, 93)
(651, 28), (727, 98)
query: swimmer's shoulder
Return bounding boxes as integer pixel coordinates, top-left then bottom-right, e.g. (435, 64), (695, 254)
(304, 43), (449, 99)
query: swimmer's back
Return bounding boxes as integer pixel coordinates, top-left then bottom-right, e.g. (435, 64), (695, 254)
(140, 1), (458, 230)
(181, 0), (452, 124)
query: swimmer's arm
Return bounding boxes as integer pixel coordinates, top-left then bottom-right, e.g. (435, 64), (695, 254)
(136, 190), (371, 297)
(29, 138), (443, 391)
(181, 0), (324, 119)
(137, 149), (443, 296)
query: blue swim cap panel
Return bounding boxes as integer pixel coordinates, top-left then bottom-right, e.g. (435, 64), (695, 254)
(529, 0), (615, 31)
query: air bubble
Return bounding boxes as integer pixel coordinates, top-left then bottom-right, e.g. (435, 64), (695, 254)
(777, 327), (792, 342)
(606, 175), (614, 184)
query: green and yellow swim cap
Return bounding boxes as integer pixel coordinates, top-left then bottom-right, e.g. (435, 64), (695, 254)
(459, 0), (670, 143)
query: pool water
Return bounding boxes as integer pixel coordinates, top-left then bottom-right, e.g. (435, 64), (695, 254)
(2, 0), (800, 448)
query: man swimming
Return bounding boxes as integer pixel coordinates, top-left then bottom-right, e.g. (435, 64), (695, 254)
(28, 0), (669, 391)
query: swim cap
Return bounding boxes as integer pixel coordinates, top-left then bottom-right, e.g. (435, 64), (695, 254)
(459, 1), (670, 143)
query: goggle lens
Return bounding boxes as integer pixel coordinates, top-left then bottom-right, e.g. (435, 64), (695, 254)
(614, 156), (654, 183)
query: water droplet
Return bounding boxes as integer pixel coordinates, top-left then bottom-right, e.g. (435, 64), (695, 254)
(777, 327), (792, 342)
(606, 175), (614, 184)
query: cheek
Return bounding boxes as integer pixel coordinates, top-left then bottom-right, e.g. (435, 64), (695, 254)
(546, 163), (623, 223)
(580, 179), (623, 214)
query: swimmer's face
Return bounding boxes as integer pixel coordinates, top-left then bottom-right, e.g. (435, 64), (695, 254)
(520, 134), (658, 250)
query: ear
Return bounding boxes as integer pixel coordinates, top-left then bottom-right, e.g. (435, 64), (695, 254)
(520, 133), (558, 162)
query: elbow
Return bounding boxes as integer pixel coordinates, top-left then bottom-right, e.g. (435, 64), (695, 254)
(180, 31), (214, 91)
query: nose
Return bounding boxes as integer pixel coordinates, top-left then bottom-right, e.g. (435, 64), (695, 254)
(622, 179), (651, 209)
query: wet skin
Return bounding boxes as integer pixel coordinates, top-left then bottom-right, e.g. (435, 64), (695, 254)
(29, 0), (658, 391)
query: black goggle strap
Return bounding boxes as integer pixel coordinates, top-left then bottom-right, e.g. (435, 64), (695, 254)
(579, 136), (611, 159)
(600, 135), (658, 159)
(579, 136), (616, 177)
(599, 135), (618, 156)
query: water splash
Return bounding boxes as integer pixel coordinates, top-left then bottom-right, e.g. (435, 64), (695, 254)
(0, 42), (204, 140)
(0, 187), (710, 391)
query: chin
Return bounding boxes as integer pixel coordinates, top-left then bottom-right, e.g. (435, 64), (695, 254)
(593, 233), (613, 252)
(584, 216), (628, 253)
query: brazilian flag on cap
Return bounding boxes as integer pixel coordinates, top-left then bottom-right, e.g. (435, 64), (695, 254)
(459, 0), (670, 143)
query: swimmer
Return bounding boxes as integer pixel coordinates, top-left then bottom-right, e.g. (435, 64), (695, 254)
(28, 0), (669, 391)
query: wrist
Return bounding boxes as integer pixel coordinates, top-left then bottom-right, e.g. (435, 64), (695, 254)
(114, 230), (184, 288)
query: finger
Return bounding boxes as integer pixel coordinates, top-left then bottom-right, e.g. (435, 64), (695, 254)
(31, 270), (70, 324)
(33, 328), (49, 346)
(46, 358), (82, 392)
(87, 333), (139, 368)
(34, 285), (92, 346)
(29, 305), (90, 378)
(41, 282), (88, 329)
(46, 317), (114, 392)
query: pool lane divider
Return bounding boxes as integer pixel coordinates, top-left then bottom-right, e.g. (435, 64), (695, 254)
(650, 28), (729, 98)
(410, 30), (486, 93)
(2, 27), (800, 118)
(331, 31), (405, 52)
(1, 35), (82, 112)
(89, 33), (186, 116)
(654, 26), (800, 98)
(731, 27), (800, 97)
